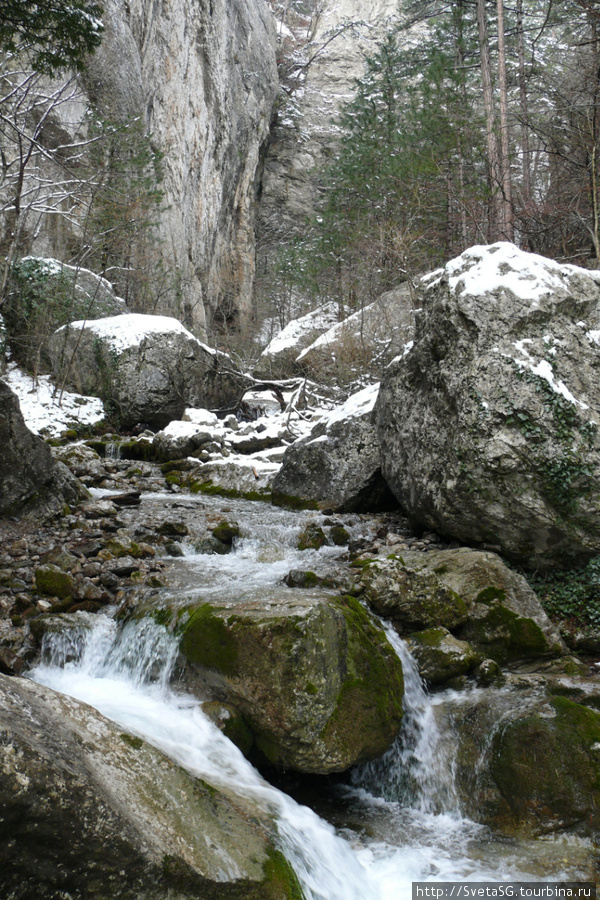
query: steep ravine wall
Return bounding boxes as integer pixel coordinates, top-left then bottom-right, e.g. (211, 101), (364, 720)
(78, 0), (279, 335)
(17, 0), (278, 337)
(258, 0), (398, 264)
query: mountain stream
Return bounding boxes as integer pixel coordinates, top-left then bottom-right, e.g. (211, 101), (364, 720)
(30, 491), (597, 898)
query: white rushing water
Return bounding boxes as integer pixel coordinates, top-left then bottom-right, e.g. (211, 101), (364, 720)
(30, 494), (596, 896)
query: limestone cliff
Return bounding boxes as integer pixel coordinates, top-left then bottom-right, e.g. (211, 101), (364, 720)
(86, 0), (278, 333)
(257, 0), (397, 259)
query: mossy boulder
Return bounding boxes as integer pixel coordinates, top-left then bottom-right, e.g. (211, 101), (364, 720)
(406, 627), (481, 686)
(34, 564), (75, 600)
(0, 674), (304, 899)
(360, 555), (468, 632)
(361, 548), (565, 664)
(488, 695), (600, 835)
(179, 595), (404, 774)
(297, 523), (327, 551)
(211, 520), (240, 546)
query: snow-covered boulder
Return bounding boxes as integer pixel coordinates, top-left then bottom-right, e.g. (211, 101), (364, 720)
(272, 384), (397, 512)
(295, 284), (415, 384)
(48, 314), (242, 429)
(11, 257), (127, 321)
(378, 242), (600, 568)
(253, 302), (339, 378)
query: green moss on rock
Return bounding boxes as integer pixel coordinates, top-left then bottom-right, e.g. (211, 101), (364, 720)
(490, 696), (600, 835)
(180, 604), (239, 676)
(34, 564), (74, 599)
(297, 523), (327, 551)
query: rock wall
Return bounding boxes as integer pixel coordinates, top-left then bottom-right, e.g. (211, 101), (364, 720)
(257, 0), (398, 256)
(27, 0), (278, 336)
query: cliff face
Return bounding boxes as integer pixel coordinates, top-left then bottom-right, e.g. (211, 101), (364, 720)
(258, 0), (397, 250)
(84, 0), (279, 333)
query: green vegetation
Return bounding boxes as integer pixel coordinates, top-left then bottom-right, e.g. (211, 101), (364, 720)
(528, 557), (600, 632)
(0, 0), (103, 74)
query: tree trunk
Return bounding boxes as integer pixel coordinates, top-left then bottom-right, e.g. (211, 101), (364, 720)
(497, 0), (514, 241)
(477, 0), (504, 241)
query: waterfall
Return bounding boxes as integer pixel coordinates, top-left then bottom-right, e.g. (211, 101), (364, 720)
(29, 492), (595, 893)
(352, 624), (460, 815)
(32, 614), (381, 900)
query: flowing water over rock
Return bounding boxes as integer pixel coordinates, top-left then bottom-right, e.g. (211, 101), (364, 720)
(30, 492), (598, 896)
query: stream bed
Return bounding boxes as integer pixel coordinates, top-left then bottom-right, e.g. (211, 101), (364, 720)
(30, 490), (599, 897)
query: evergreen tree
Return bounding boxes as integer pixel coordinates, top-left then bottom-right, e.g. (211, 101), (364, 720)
(0, 0), (103, 74)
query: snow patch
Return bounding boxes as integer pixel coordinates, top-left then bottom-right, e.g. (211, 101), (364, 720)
(57, 314), (215, 355)
(323, 383), (379, 427)
(4, 364), (105, 437)
(446, 242), (598, 305)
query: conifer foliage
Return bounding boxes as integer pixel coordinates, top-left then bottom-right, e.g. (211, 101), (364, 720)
(0, 0), (103, 74)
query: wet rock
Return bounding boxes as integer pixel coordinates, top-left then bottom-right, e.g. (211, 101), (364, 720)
(155, 521), (189, 538)
(284, 570), (324, 589)
(360, 548), (565, 664)
(378, 243), (600, 568)
(0, 674), (302, 899)
(297, 523), (327, 551)
(451, 684), (600, 837)
(210, 520), (241, 546)
(201, 701), (253, 756)
(178, 594), (404, 774)
(0, 647), (25, 676)
(406, 627), (481, 686)
(329, 524), (350, 546)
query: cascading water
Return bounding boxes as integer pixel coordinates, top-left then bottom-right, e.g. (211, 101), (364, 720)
(352, 626), (460, 815)
(30, 492), (598, 896)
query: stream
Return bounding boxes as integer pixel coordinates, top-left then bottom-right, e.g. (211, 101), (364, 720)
(29, 490), (598, 898)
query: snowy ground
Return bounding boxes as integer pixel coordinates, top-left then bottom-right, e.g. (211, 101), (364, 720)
(4, 363), (106, 438)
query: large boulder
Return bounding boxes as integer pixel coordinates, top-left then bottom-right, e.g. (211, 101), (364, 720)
(378, 242), (600, 568)
(178, 594), (404, 774)
(0, 380), (82, 517)
(272, 383), (397, 512)
(359, 547), (566, 664)
(48, 314), (243, 428)
(449, 683), (600, 837)
(0, 674), (301, 900)
(254, 302), (340, 379)
(296, 284), (415, 385)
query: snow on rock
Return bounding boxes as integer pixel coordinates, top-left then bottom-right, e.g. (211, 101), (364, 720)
(253, 302), (340, 378)
(378, 242), (600, 568)
(189, 455), (279, 497)
(295, 284), (416, 385)
(3, 364), (105, 438)
(272, 382), (397, 513)
(62, 313), (212, 354)
(443, 241), (600, 305)
(47, 314), (241, 429)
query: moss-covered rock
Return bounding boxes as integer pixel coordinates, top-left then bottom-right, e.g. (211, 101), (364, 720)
(297, 523), (327, 551)
(360, 548), (565, 664)
(34, 564), (75, 600)
(407, 627), (481, 686)
(179, 595), (404, 774)
(328, 524), (351, 546)
(211, 520), (241, 546)
(360, 556), (468, 632)
(489, 696), (600, 835)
